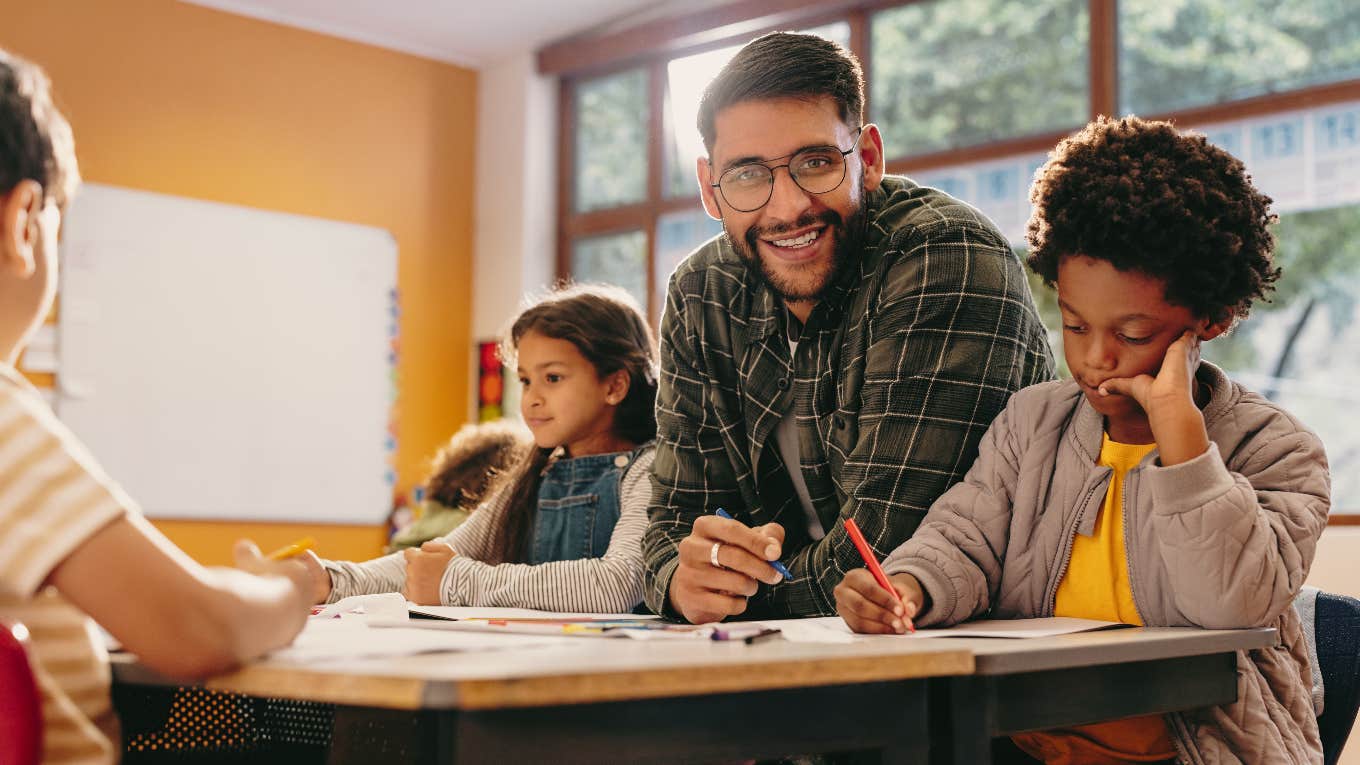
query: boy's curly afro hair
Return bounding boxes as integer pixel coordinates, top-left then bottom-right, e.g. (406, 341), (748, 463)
(1025, 115), (1279, 324)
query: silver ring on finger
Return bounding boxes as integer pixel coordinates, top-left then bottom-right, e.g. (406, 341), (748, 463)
(710, 541), (724, 569)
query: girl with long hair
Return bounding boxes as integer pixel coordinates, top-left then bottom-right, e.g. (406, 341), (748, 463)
(304, 283), (658, 613)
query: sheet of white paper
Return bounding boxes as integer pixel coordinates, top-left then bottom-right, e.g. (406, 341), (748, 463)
(765, 616), (1128, 643)
(907, 617), (1128, 639)
(755, 617), (859, 644)
(269, 618), (578, 663)
(407, 605), (660, 622)
(312, 592), (410, 622)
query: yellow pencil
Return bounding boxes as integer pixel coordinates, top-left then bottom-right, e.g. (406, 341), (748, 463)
(266, 536), (316, 561)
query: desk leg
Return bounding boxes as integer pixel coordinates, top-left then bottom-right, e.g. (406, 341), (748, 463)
(932, 676), (996, 765)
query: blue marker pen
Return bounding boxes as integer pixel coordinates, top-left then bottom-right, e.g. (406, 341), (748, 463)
(714, 507), (793, 581)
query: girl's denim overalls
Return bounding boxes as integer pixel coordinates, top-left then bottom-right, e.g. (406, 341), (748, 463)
(527, 445), (646, 565)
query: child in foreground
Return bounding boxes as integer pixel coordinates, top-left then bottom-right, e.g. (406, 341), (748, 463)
(0, 50), (310, 765)
(304, 284), (658, 613)
(835, 116), (1328, 764)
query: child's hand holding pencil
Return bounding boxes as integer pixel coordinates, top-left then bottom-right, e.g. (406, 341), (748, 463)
(834, 568), (925, 634)
(231, 539), (315, 612)
(834, 518), (927, 635)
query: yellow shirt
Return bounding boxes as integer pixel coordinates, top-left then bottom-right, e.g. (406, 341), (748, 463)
(1012, 435), (1176, 765)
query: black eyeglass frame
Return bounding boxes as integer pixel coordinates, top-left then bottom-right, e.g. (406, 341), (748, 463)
(708, 127), (866, 213)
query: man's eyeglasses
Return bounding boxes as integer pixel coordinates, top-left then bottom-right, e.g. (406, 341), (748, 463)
(710, 127), (865, 213)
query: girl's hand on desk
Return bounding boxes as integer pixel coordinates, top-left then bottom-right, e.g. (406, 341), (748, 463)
(296, 551), (332, 604)
(834, 569), (924, 635)
(402, 541), (457, 605)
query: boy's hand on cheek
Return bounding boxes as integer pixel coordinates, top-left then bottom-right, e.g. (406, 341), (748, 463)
(834, 569), (925, 634)
(401, 541), (457, 605)
(1098, 331), (1210, 465)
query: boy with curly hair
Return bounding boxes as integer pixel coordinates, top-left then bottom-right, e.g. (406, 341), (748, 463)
(835, 115), (1329, 764)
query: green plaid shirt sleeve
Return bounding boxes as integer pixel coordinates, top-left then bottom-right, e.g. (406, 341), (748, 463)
(643, 178), (1055, 619)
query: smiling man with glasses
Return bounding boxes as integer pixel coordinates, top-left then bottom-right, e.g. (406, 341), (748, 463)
(642, 32), (1056, 624)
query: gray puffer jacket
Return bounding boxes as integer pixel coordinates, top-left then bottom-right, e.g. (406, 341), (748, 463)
(883, 362), (1329, 764)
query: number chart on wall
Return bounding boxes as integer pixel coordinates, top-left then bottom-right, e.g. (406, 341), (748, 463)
(57, 184), (398, 524)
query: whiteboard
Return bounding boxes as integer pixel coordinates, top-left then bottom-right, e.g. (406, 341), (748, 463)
(57, 184), (396, 523)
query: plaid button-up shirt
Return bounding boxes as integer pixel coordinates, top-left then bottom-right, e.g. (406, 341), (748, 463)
(643, 176), (1055, 618)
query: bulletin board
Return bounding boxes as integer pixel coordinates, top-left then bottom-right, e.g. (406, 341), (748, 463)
(56, 184), (398, 523)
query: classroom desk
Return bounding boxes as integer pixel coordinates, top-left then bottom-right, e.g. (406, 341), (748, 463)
(929, 626), (1278, 764)
(110, 624), (1275, 764)
(111, 633), (974, 764)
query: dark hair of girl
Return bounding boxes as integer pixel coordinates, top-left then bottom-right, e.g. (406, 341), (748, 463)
(484, 283), (658, 564)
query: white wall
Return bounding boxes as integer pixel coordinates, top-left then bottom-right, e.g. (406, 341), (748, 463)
(470, 52), (558, 419)
(1307, 526), (1360, 600)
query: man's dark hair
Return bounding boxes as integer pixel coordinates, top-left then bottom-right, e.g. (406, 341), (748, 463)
(697, 32), (864, 155)
(0, 50), (78, 209)
(1025, 115), (1279, 324)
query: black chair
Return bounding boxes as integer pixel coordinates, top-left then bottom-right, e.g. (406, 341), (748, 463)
(1316, 591), (1360, 765)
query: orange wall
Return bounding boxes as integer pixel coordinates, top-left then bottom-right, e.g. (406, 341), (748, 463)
(4, 0), (477, 563)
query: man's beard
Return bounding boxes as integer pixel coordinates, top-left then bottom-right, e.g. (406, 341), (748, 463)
(725, 202), (865, 304)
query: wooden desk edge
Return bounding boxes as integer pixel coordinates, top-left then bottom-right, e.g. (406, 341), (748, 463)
(443, 648), (975, 709)
(111, 654), (428, 710)
(113, 648), (974, 711)
(970, 627), (1277, 676)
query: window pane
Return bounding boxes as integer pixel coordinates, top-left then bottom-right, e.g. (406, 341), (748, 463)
(664, 23), (854, 200)
(571, 230), (648, 310)
(1120, 1), (1360, 116)
(574, 69), (648, 212)
(1202, 205), (1360, 513)
(654, 208), (723, 319)
(665, 44), (743, 199)
(871, 0), (1088, 156)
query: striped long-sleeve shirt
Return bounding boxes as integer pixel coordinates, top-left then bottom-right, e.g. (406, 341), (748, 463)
(643, 176), (1055, 619)
(324, 446), (654, 613)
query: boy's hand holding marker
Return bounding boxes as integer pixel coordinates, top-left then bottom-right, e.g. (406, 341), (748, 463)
(835, 518), (926, 635)
(402, 540), (457, 605)
(668, 508), (787, 625)
(835, 569), (925, 635)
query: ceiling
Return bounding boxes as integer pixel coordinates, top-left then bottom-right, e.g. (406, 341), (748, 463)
(181, 0), (670, 68)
